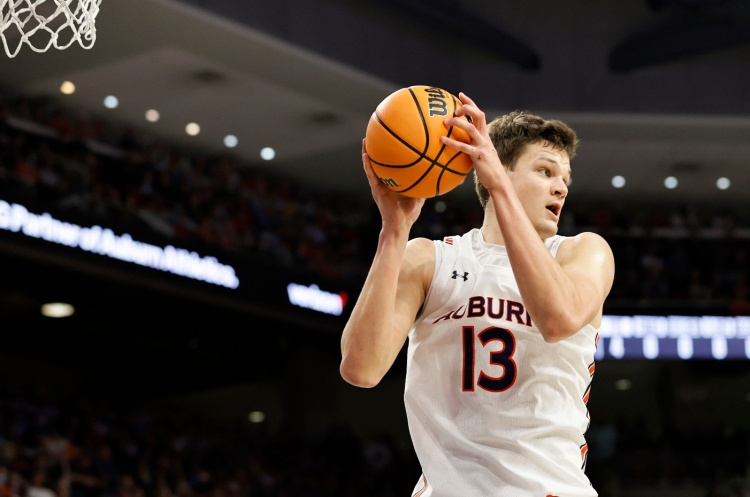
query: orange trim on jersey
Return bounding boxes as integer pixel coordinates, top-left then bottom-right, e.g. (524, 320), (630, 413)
(412, 475), (429, 497)
(582, 383), (591, 404)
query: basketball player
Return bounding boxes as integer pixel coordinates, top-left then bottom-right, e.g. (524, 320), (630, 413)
(340, 93), (615, 497)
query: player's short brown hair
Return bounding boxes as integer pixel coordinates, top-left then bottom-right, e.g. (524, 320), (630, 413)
(474, 111), (579, 208)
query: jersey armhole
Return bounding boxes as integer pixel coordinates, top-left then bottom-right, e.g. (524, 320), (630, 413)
(415, 239), (442, 320)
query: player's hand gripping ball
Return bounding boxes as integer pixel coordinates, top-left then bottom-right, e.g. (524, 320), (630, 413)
(365, 85), (473, 198)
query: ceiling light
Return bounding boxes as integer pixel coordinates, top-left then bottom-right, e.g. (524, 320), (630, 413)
(663, 176), (678, 189)
(611, 175), (626, 188)
(145, 109), (160, 122)
(185, 123), (200, 136)
(41, 302), (75, 318)
(103, 95), (119, 109)
(60, 81), (75, 95)
(260, 147), (275, 160)
(224, 135), (238, 148)
(716, 177), (731, 190)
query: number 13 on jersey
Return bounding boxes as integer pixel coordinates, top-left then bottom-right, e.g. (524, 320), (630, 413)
(462, 326), (518, 392)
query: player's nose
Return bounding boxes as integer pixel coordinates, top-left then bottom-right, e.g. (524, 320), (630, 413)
(552, 176), (568, 198)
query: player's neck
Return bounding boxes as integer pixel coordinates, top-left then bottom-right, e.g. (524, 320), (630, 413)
(480, 217), (505, 246)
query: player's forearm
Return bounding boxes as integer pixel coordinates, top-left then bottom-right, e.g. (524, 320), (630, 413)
(489, 188), (586, 340)
(340, 228), (410, 387)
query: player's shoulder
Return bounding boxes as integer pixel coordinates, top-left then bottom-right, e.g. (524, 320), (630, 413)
(565, 230), (610, 245)
(404, 237), (437, 290)
(557, 231), (613, 260)
(407, 236), (436, 251)
(405, 236), (437, 264)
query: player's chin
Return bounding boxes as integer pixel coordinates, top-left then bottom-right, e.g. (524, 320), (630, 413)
(538, 221), (559, 239)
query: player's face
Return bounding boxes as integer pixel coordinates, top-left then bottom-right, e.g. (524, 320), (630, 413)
(508, 141), (571, 239)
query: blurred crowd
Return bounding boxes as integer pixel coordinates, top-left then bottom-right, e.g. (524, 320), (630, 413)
(0, 387), (747, 497)
(1, 92), (750, 312)
(585, 412), (750, 497)
(0, 93), (370, 286)
(0, 389), (419, 497)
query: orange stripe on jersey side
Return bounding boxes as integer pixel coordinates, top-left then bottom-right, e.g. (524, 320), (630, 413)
(412, 475), (429, 497)
(580, 443), (589, 469)
(588, 361), (596, 376)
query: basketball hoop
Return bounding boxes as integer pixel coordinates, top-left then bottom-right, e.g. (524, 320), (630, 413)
(0, 0), (101, 58)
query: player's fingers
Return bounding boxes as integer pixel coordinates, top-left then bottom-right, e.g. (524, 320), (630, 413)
(362, 157), (375, 182)
(362, 153), (394, 198)
(440, 130), (495, 164)
(362, 142), (378, 184)
(440, 134), (472, 154)
(458, 92), (476, 106)
(444, 115), (484, 144)
(457, 92), (487, 131)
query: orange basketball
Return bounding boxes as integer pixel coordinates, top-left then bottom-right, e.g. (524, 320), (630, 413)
(365, 85), (473, 198)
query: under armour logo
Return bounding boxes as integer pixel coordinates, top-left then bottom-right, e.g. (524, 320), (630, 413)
(451, 270), (468, 281)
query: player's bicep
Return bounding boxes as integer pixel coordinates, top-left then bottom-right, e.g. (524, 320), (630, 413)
(559, 233), (615, 324)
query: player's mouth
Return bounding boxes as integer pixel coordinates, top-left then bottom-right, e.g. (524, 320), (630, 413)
(546, 202), (561, 221)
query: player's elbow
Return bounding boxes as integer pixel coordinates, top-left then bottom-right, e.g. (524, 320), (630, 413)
(339, 361), (382, 388)
(536, 312), (583, 343)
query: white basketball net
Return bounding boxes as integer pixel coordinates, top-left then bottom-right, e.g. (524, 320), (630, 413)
(0, 0), (101, 58)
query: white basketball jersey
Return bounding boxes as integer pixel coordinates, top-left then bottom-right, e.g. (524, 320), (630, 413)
(405, 228), (599, 497)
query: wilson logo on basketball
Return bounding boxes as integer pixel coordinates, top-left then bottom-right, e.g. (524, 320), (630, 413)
(426, 87), (449, 117)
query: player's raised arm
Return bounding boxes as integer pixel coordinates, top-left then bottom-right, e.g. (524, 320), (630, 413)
(339, 141), (431, 388)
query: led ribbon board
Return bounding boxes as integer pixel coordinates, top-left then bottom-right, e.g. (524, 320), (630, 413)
(287, 283), (347, 316)
(598, 315), (750, 360)
(0, 200), (239, 289)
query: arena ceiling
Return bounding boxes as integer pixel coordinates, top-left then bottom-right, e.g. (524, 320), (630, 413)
(1, 0), (750, 208)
